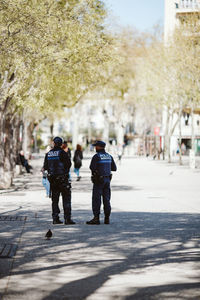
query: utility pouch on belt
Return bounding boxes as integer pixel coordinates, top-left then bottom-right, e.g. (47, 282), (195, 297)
(91, 175), (98, 184)
(91, 174), (104, 184)
(47, 174), (69, 184)
(48, 174), (71, 190)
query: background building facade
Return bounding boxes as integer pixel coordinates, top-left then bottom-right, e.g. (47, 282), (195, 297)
(164, 0), (200, 156)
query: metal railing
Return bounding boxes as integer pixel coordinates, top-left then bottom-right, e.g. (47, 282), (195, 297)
(177, 0), (200, 9)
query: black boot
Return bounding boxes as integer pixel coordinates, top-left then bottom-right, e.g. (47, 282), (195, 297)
(104, 216), (110, 224)
(65, 219), (76, 225)
(53, 219), (63, 224)
(86, 216), (100, 225)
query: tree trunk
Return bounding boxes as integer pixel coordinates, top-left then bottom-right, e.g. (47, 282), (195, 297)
(116, 122), (124, 146)
(0, 111), (6, 188)
(0, 110), (13, 188)
(190, 104), (196, 169)
(72, 107), (79, 150)
(22, 118), (28, 155)
(0, 113), (14, 189)
(27, 121), (36, 156)
(22, 114), (36, 156)
(178, 109), (183, 165)
(163, 108), (170, 161)
(167, 111), (180, 163)
(191, 105), (195, 152)
(88, 123), (92, 145)
(12, 115), (22, 176)
(5, 114), (14, 186)
(102, 110), (109, 146)
(0, 104), (20, 188)
(50, 123), (54, 139)
(167, 135), (172, 163)
(0, 72), (18, 188)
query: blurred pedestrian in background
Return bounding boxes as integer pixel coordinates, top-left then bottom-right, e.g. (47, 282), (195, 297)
(117, 144), (123, 165)
(62, 141), (71, 159)
(73, 144), (83, 181)
(19, 150), (32, 173)
(62, 141), (72, 180)
(181, 142), (186, 155)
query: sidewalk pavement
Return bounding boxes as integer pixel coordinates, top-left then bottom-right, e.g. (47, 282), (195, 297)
(0, 156), (200, 300)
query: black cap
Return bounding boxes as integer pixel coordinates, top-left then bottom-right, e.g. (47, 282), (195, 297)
(53, 136), (63, 146)
(92, 141), (106, 148)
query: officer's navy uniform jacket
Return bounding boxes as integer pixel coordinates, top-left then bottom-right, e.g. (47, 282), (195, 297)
(44, 147), (71, 175)
(90, 150), (117, 217)
(90, 150), (117, 176)
(43, 146), (72, 221)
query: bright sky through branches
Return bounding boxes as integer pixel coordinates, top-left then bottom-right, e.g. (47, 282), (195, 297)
(104, 0), (164, 31)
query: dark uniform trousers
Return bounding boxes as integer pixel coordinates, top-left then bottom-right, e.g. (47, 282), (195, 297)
(92, 177), (111, 217)
(50, 177), (71, 220)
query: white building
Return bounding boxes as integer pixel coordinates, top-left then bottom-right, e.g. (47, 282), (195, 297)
(164, 0), (200, 156)
(165, 0), (200, 42)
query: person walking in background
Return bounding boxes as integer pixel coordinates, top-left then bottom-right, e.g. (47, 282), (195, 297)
(73, 144), (83, 181)
(62, 141), (71, 159)
(181, 142), (186, 155)
(86, 141), (117, 225)
(62, 141), (72, 180)
(117, 144), (123, 165)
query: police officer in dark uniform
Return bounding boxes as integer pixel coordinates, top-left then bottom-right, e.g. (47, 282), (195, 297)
(43, 137), (75, 225)
(86, 141), (117, 225)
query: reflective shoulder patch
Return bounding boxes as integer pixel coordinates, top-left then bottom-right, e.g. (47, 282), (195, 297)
(99, 153), (111, 160)
(48, 151), (60, 157)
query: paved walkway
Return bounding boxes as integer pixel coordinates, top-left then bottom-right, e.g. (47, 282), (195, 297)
(0, 156), (200, 300)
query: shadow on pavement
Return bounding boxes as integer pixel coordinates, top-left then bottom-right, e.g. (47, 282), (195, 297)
(72, 177), (136, 193)
(2, 209), (200, 299)
(1, 163), (136, 195)
(1, 158), (200, 299)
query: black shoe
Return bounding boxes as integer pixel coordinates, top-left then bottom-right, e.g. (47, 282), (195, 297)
(104, 217), (110, 224)
(86, 217), (100, 225)
(53, 219), (63, 224)
(65, 219), (76, 225)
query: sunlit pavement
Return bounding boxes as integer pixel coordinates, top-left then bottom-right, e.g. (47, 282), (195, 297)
(0, 157), (200, 300)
